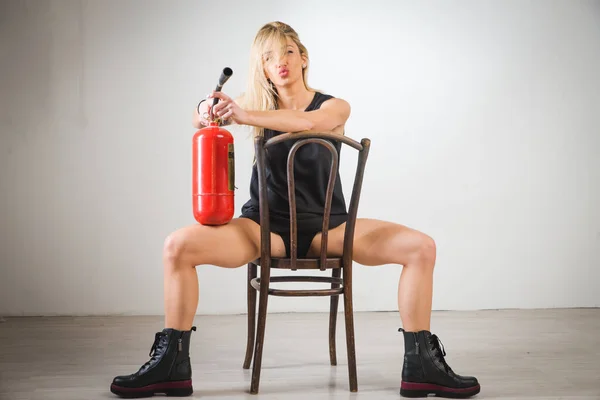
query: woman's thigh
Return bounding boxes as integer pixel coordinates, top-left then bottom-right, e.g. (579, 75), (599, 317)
(308, 218), (435, 266)
(164, 218), (287, 268)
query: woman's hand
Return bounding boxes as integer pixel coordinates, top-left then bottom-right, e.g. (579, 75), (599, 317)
(208, 91), (248, 125)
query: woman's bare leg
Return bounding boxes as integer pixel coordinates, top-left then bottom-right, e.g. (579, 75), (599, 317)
(309, 218), (480, 398)
(162, 218), (286, 330)
(309, 218), (435, 331)
(111, 218), (286, 398)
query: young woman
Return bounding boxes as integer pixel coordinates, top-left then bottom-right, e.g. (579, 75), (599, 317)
(110, 21), (481, 399)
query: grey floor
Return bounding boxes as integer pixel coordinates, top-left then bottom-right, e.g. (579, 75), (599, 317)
(0, 309), (599, 400)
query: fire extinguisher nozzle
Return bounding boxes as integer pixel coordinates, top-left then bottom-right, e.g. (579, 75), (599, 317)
(216, 67), (233, 90)
(213, 67), (234, 107)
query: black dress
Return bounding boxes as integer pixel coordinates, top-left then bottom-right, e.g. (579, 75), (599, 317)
(239, 92), (349, 257)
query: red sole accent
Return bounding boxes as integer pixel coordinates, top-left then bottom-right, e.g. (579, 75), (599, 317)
(110, 380), (193, 398)
(400, 380), (480, 398)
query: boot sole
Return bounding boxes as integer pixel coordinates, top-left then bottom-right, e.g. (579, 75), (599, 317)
(400, 381), (480, 398)
(110, 380), (193, 398)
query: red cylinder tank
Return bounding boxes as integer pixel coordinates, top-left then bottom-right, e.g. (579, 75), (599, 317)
(192, 121), (234, 225)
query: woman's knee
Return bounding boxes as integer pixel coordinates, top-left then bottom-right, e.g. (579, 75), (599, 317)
(408, 232), (436, 267)
(161, 220), (261, 269)
(163, 229), (194, 267)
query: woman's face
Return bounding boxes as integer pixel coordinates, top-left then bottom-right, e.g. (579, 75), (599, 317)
(262, 36), (306, 88)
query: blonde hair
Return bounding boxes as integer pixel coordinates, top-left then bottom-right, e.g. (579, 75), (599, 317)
(239, 21), (314, 138)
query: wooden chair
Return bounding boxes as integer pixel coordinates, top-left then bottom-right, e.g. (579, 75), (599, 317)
(242, 132), (371, 394)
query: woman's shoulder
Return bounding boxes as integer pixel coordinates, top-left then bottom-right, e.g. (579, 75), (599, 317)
(308, 91), (337, 110)
(313, 91), (335, 100)
(310, 91), (350, 117)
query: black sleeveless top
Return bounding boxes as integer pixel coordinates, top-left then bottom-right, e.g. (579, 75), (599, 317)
(240, 92), (349, 234)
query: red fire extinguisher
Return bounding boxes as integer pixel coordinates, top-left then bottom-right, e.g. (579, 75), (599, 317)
(192, 68), (235, 225)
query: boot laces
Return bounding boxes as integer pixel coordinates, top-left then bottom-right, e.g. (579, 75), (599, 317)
(149, 332), (167, 357)
(138, 332), (167, 371)
(429, 334), (452, 373)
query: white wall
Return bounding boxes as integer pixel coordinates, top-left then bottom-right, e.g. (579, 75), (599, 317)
(1, 0), (599, 317)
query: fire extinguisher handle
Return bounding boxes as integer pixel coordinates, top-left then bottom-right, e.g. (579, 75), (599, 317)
(212, 67), (233, 108)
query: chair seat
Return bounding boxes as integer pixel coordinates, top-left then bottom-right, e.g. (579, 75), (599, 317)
(252, 257), (343, 270)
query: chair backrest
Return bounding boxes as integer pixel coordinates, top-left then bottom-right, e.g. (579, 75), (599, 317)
(254, 132), (371, 271)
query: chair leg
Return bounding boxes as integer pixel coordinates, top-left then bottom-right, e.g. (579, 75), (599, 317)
(343, 270), (358, 392)
(250, 265), (270, 394)
(329, 268), (341, 366)
(243, 263), (257, 370)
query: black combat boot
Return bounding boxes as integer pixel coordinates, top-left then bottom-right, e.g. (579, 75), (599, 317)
(110, 326), (197, 398)
(399, 328), (480, 398)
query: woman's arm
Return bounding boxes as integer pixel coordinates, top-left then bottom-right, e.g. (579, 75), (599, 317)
(209, 91), (351, 134)
(245, 98), (351, 133)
